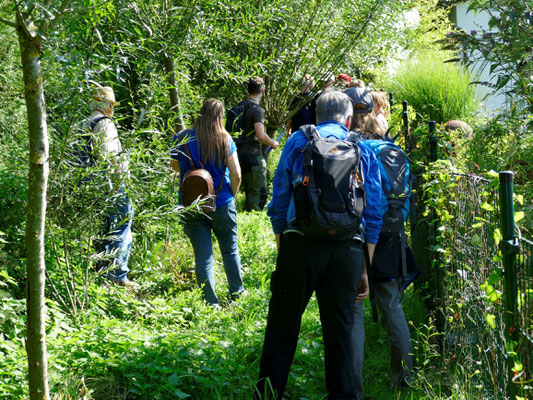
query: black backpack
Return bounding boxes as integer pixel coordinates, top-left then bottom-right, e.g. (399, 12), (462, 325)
(293, 125), (365, 241)
(225, 100), (256, 136)
(70, 116), (108, 168)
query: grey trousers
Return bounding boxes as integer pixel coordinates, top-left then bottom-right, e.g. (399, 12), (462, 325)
(352, 280), (413, 398)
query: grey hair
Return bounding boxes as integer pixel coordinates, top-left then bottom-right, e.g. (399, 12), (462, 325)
(315, 91), (353, 125)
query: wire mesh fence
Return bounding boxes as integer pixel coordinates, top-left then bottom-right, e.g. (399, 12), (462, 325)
(516, 237), (533, 398)
(412, 165), (532, 399)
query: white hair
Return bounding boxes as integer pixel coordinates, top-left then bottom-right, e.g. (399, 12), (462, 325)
(316, 91), (353, 125)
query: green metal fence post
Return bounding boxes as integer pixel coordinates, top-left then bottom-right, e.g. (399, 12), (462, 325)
(499, 171), (520, 399)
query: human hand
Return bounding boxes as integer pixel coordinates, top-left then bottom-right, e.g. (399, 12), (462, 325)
(271, 141), (279, 149)
(355, 272), (369, 302)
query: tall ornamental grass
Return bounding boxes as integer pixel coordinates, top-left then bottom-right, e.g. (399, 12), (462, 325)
(389, 56), (480, 123)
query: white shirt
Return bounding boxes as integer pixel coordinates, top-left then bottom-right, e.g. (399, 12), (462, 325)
(86, 110), (129, 184)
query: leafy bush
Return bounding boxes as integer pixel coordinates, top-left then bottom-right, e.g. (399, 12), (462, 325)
(389, 55), (480, 123)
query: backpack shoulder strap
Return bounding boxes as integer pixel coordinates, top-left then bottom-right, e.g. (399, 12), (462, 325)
(179, 129), (203, 169)
(183, 143), (197, 169)
(299, 124), (319, 141)
(88, 116), (109, 132)
(346, 130), (366, 144)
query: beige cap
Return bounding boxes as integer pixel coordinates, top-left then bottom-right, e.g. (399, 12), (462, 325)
(91, 86), (120, 105)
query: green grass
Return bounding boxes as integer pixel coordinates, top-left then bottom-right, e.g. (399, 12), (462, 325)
(0, 210), (486, 400)
(388, 54), (480, 124)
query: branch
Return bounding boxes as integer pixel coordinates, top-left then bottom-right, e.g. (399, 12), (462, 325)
(44, 0), (70, 32)
(16, 6), (36, 40)
(41, 0), (111, 33)
(62, 1), (111, 16)
(0, 16), (17, 28)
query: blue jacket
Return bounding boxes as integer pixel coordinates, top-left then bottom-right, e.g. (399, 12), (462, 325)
(267, 121), (383, 244)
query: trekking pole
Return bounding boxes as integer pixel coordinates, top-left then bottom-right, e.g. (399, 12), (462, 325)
(498, 171), (519, 399)
(389, 92), (394, 109)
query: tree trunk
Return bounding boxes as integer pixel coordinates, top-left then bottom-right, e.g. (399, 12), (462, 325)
(162, 54), (185, 132)
(17, 15), (51, 400)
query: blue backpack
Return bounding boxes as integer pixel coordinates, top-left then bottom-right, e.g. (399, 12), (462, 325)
(364, 138), (418, 322)
(364, 139), (411, 233)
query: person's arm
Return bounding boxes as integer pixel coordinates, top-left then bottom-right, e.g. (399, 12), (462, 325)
(170, 132), (184, 174)
(366, 243), (376, 263)
(355, 264), (369, 302)
(170, 159), (180, 173)
(226, 151), (241, 196)
(356, 240), (376, 302)
(254, 122), (278, 149)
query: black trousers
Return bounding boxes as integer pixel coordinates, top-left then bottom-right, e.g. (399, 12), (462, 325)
(256, 233), (364, 400)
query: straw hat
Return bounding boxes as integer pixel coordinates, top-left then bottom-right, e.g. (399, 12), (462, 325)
(91, 86), (120, 105)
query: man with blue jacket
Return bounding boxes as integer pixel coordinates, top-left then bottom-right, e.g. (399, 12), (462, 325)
(255, 91), (383, 400)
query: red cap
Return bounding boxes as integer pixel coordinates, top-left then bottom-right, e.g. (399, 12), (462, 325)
(337, 74), (352, 83)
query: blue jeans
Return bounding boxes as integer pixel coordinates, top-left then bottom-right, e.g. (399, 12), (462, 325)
(98, 189), (134, 283)
(183, 200), (244, 305)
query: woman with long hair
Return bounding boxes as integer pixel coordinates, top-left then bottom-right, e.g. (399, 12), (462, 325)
(170, 98), (244, 306)
(371, 91), (390, 132)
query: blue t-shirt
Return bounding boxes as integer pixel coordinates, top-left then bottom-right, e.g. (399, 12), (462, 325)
(171, 128), (237, 207)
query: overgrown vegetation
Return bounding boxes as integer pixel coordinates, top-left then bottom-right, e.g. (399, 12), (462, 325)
(0, 0), (531, 398)
(388, 55), (479, 124)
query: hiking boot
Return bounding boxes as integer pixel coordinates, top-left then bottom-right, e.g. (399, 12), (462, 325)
(115, 278), (139, 288)
(230, 289), (247, 301)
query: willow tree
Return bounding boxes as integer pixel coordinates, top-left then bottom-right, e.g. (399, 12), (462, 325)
(183, 0), (413, 134)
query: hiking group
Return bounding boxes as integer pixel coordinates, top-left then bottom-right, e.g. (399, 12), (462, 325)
(76, 76), (419, 399)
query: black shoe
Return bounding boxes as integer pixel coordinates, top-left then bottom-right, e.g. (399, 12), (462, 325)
(230, 289), (247, 301)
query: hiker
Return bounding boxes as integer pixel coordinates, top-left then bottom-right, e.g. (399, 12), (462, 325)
(347, 78), (366, 89)
(345, 85), (374, 135)
(309, 74), (336, 124)
(337, 73), (352, 89)
(255, 91), (383, 400)
(286, 74), (315, 135)
(233, 77), (278, 211)
(170, 98), (245, 307)
(364, 114), (387, 139)
(351, 118), (418, 398)
(86, 86), (135, 287)
(371, 91), (391, 132)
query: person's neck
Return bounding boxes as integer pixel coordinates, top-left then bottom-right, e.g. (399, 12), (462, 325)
(248, 93), (261, 102)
